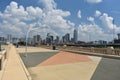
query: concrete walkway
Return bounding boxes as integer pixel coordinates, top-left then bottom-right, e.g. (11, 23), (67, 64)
(18, 47), (101, 80)
(1, 45), (29, 80)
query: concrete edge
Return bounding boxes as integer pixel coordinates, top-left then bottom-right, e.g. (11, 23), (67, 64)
(61, 50), (120, 59)
(16, 50), (32, 80)
(0, 59), (7, 80)
(0, 45), (11, 80)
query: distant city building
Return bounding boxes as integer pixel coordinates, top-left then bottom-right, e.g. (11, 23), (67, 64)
(114, 39), (120, 44)
(62, 33), (70, 44)
(47, 33), (50, 37)
(46, 33), (52, 45)
(55, 36), (59, 44)
(65, 33), (70, 43)
(117, 33), (120, 40)
(7, 34), (12, 42)
(50, 35), (54, 43)
(19, 37), (26, 42)
(33, 35), (41, 45)
(62, 36), (65, 43)
(77, 41), (86, 44)
(41, 39), (46, 45)
(92, 40), (107, 45)
(0, 37), (5, 43)
(73, 29), (78, 43)
(12, 38), (18, 44)
(98, 40), (107, 44)
(71, 38), (74, 43)
(114, 33), (120, 44)
(27, 38), (33, 45)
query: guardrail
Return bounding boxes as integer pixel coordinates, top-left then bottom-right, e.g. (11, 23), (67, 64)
(0, 50), (7, 70)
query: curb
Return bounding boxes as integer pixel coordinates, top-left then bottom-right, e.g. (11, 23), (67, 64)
(16, 49), (32, 80)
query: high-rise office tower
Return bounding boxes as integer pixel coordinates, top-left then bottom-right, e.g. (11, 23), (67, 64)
(56, 36), (59, 43)
(118, 33), (120, 40)
(65, 33), (70, 43)
(33, 35), (41, 45)
(73, 29), (78, 43)
(7, 34), (12, 42)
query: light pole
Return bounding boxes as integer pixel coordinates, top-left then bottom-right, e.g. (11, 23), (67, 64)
(25, 29), (30, 57)
(25, 26), (40, 57)
(25, 25), (51, 57)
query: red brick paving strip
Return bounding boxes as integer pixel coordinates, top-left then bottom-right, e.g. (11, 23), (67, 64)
(38, 52), (92, 66)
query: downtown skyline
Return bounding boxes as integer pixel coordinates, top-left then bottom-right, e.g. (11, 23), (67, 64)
(0, 0), (120, 42)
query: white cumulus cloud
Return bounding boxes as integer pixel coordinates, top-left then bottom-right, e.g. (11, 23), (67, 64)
(100, 13), (114, 29)
(99, 13), (120, 38)
(0, 1), (75, 38)
(95, 10), (101, 17)
(86, 0), (103, 3)
(77, 10), (82, 19)
(87, 16), (94, 23)
(39, 0), (57, 11)
(78, 23), (111, 41)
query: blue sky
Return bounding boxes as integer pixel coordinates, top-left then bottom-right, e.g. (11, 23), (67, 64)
(0, 0), (120, 41)
(56, 0), (120, 25)
(0, 0), (120, 25)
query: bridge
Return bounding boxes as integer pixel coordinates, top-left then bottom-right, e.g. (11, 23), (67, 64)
(0, 45), (120, 80)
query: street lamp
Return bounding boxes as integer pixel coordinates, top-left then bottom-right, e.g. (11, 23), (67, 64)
(25, 25), (51, 57)
(25, 26), (40, 57)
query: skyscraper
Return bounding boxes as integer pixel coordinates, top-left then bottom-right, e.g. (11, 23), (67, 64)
(62, 33), (70, 43)
(73, 29), (78, 43)
(65, 33), (70, 43)
(0, 37), (5, 43)
(33, 35), (41, 45)
(7, 34), (12, 43)
(46, 33), (52, 45)
(56, 36), (59, 43)
(50, 35), (54, 43)
(118, 33), (120, 40)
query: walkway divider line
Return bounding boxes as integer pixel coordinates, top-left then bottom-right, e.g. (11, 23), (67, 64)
(16, 47), (32, 80)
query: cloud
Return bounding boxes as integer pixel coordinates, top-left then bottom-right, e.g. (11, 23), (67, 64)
(87, 16), (94, 23)
(77, 10), (82, 19)
(95, 10), (101, 17)
(100, 13), (114, 30)
(1, 1), (118, 41)
(86, 0), (103, 3)
(78, 11), (120, 41)
(78, 23), (112, 41)
(0, 1), (75, 38)
(99, 13), (120, 38)
(39, 0), (57, 11)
